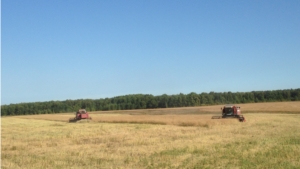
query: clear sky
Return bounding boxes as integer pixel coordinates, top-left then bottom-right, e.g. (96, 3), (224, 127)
(2, 0), (300, 105)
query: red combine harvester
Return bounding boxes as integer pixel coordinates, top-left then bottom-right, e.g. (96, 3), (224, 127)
(69, 109), (92, 122)
(212, 104), (246, 122)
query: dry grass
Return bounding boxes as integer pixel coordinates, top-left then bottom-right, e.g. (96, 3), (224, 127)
(1, 101), (300, 169)
(16, 101), (300, 126)
(231, 101), (300, 113)
(17, 114), (237, 127)
(91, 101), (300, 114)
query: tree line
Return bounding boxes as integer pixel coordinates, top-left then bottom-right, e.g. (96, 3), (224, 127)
(1, 88), (299, 116)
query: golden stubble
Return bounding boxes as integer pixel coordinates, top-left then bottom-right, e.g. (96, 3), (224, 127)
(2, 101), (300, 168)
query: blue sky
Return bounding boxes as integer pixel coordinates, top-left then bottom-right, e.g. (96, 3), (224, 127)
(2, 0), (300, 105)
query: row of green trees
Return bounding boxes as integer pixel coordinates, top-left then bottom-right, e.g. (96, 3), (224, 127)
(1, 88), (299, 116)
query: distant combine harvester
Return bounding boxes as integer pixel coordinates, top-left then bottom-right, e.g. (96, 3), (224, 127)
(69, 109), (92, 123)
(212, 104), (246, 122)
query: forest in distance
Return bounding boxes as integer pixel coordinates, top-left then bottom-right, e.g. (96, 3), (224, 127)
(1, 88), (300, 116)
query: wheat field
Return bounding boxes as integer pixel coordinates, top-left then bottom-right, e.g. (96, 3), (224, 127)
(2, 101), (300, 168)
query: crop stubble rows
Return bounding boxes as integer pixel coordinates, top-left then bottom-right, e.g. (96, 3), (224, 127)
(1, 101), (300, 168)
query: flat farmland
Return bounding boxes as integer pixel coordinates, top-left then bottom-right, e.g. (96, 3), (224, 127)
(14, 101), (300, 126)
(2, 101), (300, 169)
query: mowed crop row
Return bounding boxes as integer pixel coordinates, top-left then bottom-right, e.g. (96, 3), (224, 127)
(16, 101), (300, 126)
(18, 114), (238, 127)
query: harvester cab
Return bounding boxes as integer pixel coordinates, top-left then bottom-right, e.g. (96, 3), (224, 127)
(221, 105), (245, 122)
(222, 105), (240, 117)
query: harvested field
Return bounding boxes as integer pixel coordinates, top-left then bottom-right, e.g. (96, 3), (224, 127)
(16, 101), (300, 126)
(2, 101), (300, 169)
(17, 114), (238, 127)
